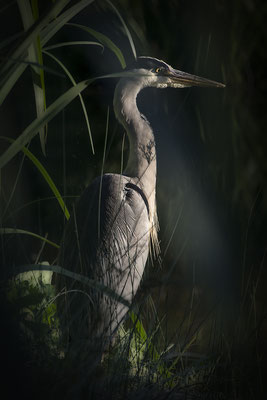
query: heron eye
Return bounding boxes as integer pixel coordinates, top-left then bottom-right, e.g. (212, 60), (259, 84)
(155, 67), (161, 73)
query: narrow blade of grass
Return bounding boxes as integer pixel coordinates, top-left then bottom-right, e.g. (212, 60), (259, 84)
(0, 78), (89, 169)
(12, 263), (131, 307)
(67, 22), (126, 69)
(0, 0), (95, 106)
(129, 311), (173, 380)
(31, 0), (47, 155)
(0, 0), (71, 103)
(0, 227), (59, 249)
(106, 0), (136, 61)
(0, 71), (138, 169)
(40, 0), (95, 46)
(0, 136), (70, 220)
(18, 0), (47, 155)
(43, 41), (104, 51)
(43, 49), (95, 155)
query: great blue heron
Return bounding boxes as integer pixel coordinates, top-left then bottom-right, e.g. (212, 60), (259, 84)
(55, 56), (224, 356)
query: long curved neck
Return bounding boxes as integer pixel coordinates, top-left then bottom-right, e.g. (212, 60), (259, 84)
(113, 78), (157, 197)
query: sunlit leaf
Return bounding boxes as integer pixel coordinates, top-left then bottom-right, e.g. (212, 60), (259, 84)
(14, 264), (131, 307)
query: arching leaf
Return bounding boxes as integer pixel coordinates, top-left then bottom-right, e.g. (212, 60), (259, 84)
(0, 228), (59, 249)
(67, 22), (126, 69)
(0, 136), (70, 220)
(43, 49), (95, 154)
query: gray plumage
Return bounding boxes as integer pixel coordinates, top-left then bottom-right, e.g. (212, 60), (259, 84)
(55, 56), (224, 354)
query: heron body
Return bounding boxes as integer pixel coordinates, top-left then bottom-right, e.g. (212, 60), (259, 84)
(55, 57), (224, 354)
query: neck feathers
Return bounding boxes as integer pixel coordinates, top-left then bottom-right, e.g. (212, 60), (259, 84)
(113, 78), (157, 193)
(113, 77), (160, 260)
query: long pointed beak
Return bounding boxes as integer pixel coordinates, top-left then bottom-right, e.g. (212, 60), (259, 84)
(169, 67), (225, 88)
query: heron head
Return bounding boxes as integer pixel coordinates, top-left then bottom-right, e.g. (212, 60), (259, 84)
(130, 56), (225, 89)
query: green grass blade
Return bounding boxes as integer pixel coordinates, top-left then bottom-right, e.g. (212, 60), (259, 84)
(0, 78), (90, 169)
(43, 41), (104, 51)
(0, 228), (59, 249)
(0, 0), (71, 105)
(22, 146), (70, 220)
(0, 0), (95, 105)
(17, 0), (47, 155)
(0, 71), (138, 169)
(130, 311), (148, 343)
(129, 311), (173, 380)
(0, 57), (65, 77)
(0, 0), (70, 75)
(0, 136), (70, 220)
(12, 264), (131, 307)
(40, 0), (95, 47)
(30, 0), (39, 18)
(43, 49), (95, 155)
(67, 22), (126, 69)
(0, 62), (27, 106)
(31, 0), (47, 155)
(106, 0), (136, 61)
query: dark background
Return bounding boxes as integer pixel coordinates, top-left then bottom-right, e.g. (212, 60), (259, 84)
(1, 0), (267, 397)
